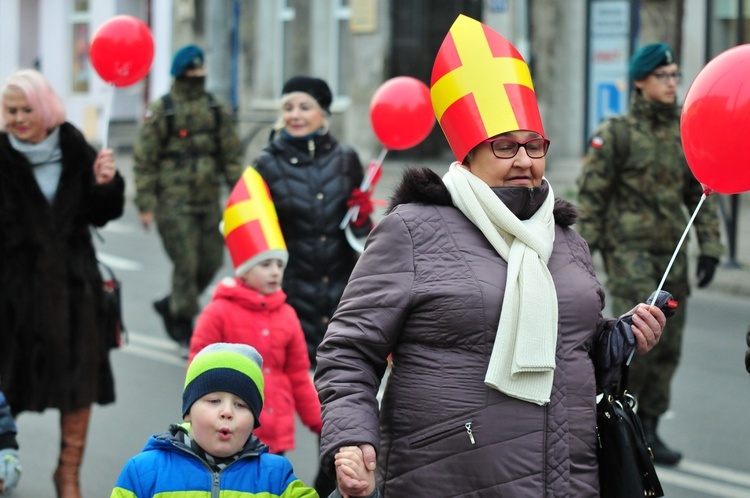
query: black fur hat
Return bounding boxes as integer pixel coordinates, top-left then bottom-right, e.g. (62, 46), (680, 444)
(282, 76), (332, 114)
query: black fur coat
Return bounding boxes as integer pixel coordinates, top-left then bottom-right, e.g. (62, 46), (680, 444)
(0, 122), (124, 414)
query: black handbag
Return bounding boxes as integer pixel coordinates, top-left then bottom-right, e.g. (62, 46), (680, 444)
(596, 363), (664, 497)
(98, 260), (127, 348)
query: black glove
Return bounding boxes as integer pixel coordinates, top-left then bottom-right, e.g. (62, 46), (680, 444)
(696, 255), (719, 288)
(595, 290), (677, 390)
(595, 317), (636, 389)
(745, 325), (750, 374)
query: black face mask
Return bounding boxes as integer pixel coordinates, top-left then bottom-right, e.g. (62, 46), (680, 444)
(490, 180), (550, 220)
(178, 75), (206, 87)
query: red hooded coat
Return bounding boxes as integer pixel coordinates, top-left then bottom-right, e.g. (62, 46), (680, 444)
(189, 277), (321, 453)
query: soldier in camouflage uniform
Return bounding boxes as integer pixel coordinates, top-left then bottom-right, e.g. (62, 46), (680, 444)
(577, 43), (724, 465)
(133, 45), (242, 354)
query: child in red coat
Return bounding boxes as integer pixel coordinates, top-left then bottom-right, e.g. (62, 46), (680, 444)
(189, 167), (321, 455)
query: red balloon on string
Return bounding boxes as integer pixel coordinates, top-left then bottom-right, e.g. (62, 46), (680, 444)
(89, 15), (154, 87)
(370, 76), (435, 150)
(681, 44), (750, 194)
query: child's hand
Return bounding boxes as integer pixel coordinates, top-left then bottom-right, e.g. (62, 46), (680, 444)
(335, 445), (376, 497)
(0, 448), (22, 495)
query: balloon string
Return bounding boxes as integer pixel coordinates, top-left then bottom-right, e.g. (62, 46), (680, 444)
(101, 84), (115, 150)
(625, 192), (707, 365)
(339, 147), (389, 229)
(652, 192), (707, 298)
(362, 147), (388, 190)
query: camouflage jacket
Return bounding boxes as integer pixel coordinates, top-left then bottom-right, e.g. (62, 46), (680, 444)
(577, 91), (723, 258)
(133, 78), (242, 214)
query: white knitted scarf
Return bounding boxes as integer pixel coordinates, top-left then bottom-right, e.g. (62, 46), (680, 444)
(443, 163), (558, 405)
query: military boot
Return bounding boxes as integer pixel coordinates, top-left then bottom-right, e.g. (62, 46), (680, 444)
(153, 296), (182, 342)
(640, 415), (682, 465)
(173, 318), (193, 359)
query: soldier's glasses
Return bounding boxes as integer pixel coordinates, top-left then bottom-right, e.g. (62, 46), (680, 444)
(484, 137), (551, 159)
(651, 71), (682, 84)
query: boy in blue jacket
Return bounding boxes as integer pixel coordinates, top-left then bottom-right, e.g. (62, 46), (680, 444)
(0, 387), (22, 495)
(111, 343), (318, 498)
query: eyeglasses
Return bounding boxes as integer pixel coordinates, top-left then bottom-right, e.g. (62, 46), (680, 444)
(651, 71), (682, 84)
(484, 137), (551, 159)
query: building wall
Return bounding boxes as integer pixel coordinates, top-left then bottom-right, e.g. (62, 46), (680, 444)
(264, 0), (586, 160)
(0, 0), (23, 78)
(0, 0), (716, 159)
(530, 0), (588, 159)
(338, 0), (390, 160)
(682, 0), (708, 86)
(0, 0), (152, 145)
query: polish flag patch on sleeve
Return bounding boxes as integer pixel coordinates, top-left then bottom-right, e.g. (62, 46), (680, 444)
(590, 136), (604, 149)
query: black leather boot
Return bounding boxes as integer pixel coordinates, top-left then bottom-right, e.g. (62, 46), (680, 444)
(640, 415), (682, 465)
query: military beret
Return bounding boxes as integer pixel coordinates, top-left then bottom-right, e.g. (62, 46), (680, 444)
(629, 42), (676, 81)
(282, 76), (333, 114)
(171, 45), (204, 78)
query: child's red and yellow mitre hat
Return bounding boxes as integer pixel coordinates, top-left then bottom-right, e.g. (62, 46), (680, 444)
(223, 167), (287, 276)
(430, 15), (545, 162)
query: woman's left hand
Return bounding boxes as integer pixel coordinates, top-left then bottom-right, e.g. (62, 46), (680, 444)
(94, 149), (117, 184)
(626, 303), (667, 354)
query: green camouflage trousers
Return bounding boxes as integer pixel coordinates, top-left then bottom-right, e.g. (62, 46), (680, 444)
(602, 249), (690, 418)
(155, 206), (224, 320)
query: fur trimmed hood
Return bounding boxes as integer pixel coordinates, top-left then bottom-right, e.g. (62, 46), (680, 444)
(387, 167), (579, 227)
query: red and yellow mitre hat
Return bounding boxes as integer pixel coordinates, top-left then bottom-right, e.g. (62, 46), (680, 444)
(223, 167), (287, 276)
(430, 15), (545, 162)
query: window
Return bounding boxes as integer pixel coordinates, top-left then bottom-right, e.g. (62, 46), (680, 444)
(71, 0), (90, 93)
(277, 1), (352, 101)
(707, 0), (750, 58)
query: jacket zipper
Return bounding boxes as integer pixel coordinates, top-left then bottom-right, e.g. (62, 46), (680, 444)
(408, 419), (474, 448)
(212, 471), (221, 498)
(307, 138), (315, 158)
(465, 422), (476, 445)
(168, 435), (257, 496)
(542, 406), (548, 495)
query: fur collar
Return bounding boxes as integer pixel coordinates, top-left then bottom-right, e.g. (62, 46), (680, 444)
(387, 167), (578, 227)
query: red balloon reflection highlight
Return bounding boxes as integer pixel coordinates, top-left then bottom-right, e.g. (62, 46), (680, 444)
(89, 15), (154, 87)
(370, 77), (435, 150)
(681, 44), (750, 195)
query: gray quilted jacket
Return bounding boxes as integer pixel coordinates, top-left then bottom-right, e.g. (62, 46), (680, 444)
(316, 168), (615, 497)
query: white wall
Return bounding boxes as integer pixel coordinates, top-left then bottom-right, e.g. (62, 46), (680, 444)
(681, 0), (708, 94)
(0, 0), (22, 79)
(2, 0), (156, 143)
(150, 0), (176, 101)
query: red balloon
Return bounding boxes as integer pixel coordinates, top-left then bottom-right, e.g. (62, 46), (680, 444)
(681, 44), (750, 194)
(370, 76), (435, 150)
(89, 15), (154, 87)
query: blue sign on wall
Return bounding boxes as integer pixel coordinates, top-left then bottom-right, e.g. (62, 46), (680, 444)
(585, 0), (632, 144)
(489, 0), (509, 13)
(596, 82), (622, 122)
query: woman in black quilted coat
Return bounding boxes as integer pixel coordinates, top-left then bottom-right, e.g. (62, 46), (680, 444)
(253, 77), (373, 368)
(253, 76), (372, 498)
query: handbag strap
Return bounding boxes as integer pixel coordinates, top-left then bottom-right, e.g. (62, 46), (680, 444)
(97, 259), (117, 282)
(616, 361), (630, 398)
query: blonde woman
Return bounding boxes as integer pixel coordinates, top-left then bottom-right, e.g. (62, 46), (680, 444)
(0, 69), (124, 497)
